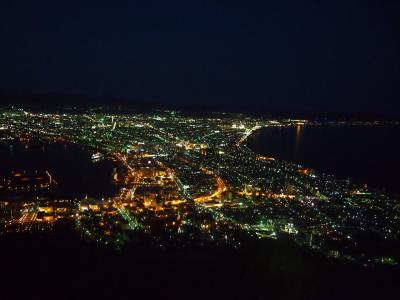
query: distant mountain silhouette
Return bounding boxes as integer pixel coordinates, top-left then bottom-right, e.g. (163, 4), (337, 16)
(0, 90), (398, 120)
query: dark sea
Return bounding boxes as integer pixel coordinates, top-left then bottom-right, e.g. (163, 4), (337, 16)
(246, 125), (400, 195)
(0, 140), (117, 199)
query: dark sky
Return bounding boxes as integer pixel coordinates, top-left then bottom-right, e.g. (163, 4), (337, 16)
(1, 0), (399, 114)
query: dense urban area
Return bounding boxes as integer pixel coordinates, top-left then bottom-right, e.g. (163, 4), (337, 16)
(0, 107), (399, 267)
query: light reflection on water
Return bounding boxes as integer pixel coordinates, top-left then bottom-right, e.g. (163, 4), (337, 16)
(247, 125), (400, 194)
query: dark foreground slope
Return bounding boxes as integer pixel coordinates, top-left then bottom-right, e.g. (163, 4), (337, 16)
(0, 228), (398, 300)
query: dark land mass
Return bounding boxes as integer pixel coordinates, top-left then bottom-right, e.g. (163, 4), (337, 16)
(1, 90), (399, 121)
(1, 222), (399, 300)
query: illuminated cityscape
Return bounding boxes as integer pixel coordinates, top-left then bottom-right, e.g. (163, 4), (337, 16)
(0, 107), (398, 267)
(2, 0), (400, 298)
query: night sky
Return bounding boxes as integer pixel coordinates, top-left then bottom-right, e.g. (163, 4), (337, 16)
(1, 0), (399, 115)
